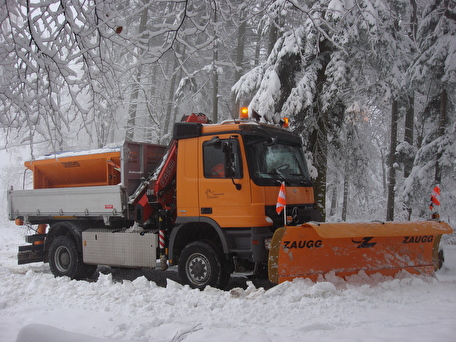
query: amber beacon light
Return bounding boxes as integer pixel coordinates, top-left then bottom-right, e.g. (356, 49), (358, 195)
(240, 107), (249, 119)
(281, 117), (289, 128)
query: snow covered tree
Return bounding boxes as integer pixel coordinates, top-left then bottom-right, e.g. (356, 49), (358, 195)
(1, 0), (262, 151)
(232, 0), (415, 220)
(0, 0), (130, 153)
(232, 2), (346, 219)
(403, 0), (456, 219)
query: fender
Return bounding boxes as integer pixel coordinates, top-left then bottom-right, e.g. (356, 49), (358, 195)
(44, 221), (89, 261)
(170, 217), (230, 263)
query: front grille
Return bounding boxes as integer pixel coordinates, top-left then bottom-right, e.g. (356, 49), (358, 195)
(265, 204), (322, 228)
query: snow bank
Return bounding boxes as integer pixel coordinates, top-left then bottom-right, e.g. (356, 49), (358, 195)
(16, 324), (127, 342)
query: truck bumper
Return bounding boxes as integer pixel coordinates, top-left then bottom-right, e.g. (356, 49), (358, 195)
(18, 244), (45, 265)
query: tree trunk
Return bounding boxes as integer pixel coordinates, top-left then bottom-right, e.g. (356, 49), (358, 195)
(307, 41), (335, 222)
(329, 184), (338, 218)
(341, 124), (353, 222)
(381, 147), (387, 197)
(235, 12), (246, 82)
(231, 9), (247, 118)
(212, 6), (219, 122)
(341, 159), (349, 222)
(162, 45), (181, 138)
(309, 116), (328, 221)
(268, 21), (278, 55)
(125, 65), (143, 141)
(212, 50), (219, 122)
(386, 99), (398, 221)
(404, 95), (414, 178)
(404, 95), (414, 219)
(144, 66), (158, 143)
(254, 34), (261, 66)
(403, 0), (418, 220)
(409, 0), (418, 42)
(341, 124), (355, 222)
(125, 3), (149, 141)
(171, 48), (185, 128)
(435, 89), (447, 184)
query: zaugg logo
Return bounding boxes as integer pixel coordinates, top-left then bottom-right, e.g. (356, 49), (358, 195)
(403, 236), (434, 243)
(352, 237), (377, 248)
(283, 240), (323, 249)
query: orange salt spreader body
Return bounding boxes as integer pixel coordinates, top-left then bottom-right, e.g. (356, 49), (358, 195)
(268, 220), (453, 284)
(24, 149), (121, 189)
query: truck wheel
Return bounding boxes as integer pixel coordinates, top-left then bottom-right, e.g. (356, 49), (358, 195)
(48, 236), (96, 279)
(178, 241), (230, 290)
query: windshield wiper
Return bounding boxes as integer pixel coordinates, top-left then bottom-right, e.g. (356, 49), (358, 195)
(272, 168), (287, 182)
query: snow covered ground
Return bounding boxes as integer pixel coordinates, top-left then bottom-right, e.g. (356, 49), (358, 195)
(1, 219), (456, 342)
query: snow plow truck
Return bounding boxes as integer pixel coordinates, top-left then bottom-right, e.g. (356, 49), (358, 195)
(7, 110), (453, 289)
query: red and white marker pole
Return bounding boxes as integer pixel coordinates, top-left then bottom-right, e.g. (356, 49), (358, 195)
(429, 185), (441, 219)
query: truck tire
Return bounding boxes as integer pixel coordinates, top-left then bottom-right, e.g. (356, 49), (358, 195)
(178, 241), (230, 290)
(48, 236), (96, 279)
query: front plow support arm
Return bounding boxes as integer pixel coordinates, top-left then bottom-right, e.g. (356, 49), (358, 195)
(268, 221), (453, 284)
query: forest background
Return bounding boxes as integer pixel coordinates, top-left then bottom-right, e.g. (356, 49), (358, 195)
(1, 0), (455, 224)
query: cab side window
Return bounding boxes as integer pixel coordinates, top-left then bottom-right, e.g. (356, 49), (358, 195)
(203, 138), (242, 179)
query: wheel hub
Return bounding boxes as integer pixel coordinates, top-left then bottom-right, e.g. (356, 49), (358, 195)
(187, 253), (211, 285)
(55, 246), (71, 272)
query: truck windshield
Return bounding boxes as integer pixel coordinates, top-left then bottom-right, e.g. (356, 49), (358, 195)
(243, 135), (312, 186)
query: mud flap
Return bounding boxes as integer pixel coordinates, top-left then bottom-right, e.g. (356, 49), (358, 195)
(268, 221), (453, 284)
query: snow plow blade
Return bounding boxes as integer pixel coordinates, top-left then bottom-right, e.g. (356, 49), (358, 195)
(268, 221), (453, 284)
